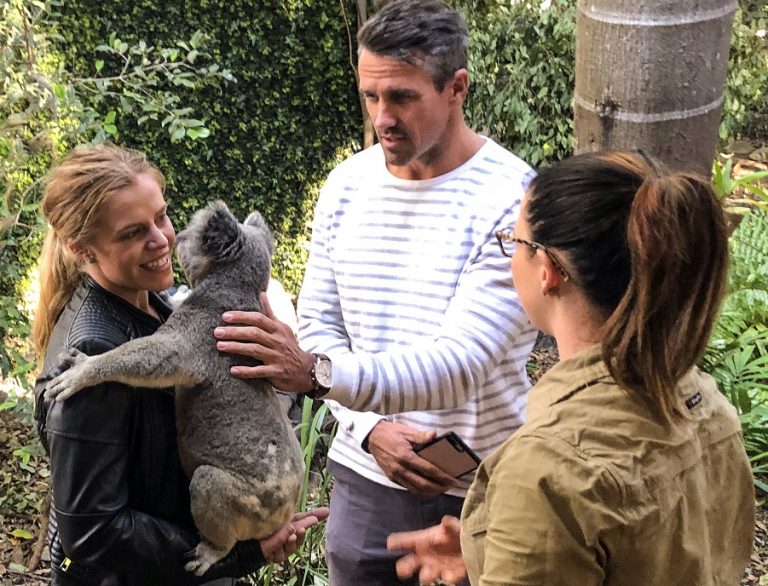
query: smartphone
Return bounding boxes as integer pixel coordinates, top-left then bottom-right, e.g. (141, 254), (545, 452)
(414, 431), (481, 478)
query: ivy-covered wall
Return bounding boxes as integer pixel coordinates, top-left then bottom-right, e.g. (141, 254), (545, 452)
(461, 0), (576, 167)
(50, 0), (766, 295)
(53, 0), (363, 295)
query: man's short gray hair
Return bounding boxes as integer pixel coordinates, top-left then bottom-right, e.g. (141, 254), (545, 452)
(357, 0), (469, 91)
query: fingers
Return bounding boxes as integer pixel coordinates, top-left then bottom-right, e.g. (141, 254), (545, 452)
(394, 555), (445, 583)
(390, 466), (454, 496)
(440, 515), (462, 536)
(221, 310), (276, 331)
(386, 528), (428, 552)
(215, 338), (280, 362)
(394, 553), (421, 580)
(280, 531), (299, 559)
(296, 507), (330, 522)
(269, 531), (298, 563)
(407, 428), (437, 445)
(215, 324), (275, 346)
(261, 524), (296, 563)
(390, 450), (459, 493)
(291, 515), (319, 532)
(261, 508), (330, 564)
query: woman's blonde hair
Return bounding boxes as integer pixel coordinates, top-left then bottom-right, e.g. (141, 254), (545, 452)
(33, 144), (165, 354)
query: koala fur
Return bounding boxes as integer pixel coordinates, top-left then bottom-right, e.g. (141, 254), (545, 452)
(45, 201), (304, 575)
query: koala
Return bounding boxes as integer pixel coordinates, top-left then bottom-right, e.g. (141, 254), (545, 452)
(45, 201), (304, 576)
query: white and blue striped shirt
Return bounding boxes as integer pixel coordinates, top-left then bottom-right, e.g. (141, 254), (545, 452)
(297, 138), (537, 495)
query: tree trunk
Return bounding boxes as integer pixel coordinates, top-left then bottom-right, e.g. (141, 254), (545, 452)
(574, 0), (736, 175)
(356, 0), (375, 148)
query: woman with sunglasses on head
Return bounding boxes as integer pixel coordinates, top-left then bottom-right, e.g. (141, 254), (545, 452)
(387, 150), (755, 585)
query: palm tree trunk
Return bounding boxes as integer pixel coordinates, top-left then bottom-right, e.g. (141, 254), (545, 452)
(574, 0), (736, 175)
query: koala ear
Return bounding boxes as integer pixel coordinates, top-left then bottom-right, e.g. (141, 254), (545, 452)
(202, 201), (244, 261)
(244, 209), (275, 256)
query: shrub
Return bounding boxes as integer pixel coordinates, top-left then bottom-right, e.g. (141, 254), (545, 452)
(51, 0), (363, 296)
(460, 0), (576, 166)
(701, 209), (768, 495)
(720, 1), (768, 142)
(1, 1), (226, 381)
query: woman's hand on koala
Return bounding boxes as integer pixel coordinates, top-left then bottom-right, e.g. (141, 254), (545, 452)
(260, 508), (331, 563)
(214, 292), (315, 392)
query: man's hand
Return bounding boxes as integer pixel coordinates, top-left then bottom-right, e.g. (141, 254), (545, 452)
(367, 421), (459, 496)
(260, 507), (330, 563)
(214, 292), (314, 392)
(387, 515), (467, 584)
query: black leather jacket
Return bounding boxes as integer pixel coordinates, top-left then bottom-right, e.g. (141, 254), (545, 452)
(34, 277), (264, 586)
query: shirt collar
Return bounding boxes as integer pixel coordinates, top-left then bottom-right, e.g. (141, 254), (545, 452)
(526, 344), (613, 420)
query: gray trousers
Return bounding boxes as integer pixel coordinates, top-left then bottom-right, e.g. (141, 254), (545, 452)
(327, 460), (467, 586)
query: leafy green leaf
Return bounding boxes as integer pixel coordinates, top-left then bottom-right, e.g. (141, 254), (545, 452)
(186, 127), (210, 140)
(11, 528), (33, 540)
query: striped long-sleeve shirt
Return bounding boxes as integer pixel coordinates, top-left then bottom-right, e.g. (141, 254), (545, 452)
(297, 139), (537, 496)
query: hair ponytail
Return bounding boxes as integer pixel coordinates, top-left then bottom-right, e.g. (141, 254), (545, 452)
(33, 230), (83, 353)
(601, 172), (728, 419)
(527, 151), (729, 421)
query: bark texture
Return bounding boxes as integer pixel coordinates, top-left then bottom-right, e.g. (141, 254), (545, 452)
(574, 0), (736, 174)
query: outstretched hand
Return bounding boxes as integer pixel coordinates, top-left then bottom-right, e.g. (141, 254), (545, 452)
(214, 292), (315, 392)
(260, 507), (330, 563)
(387, 515), (467, 584)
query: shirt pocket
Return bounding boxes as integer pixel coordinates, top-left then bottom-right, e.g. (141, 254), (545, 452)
(461, 513), (488, 583)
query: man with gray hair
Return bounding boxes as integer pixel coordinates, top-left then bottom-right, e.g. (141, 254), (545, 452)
(214, 0), (536, 583)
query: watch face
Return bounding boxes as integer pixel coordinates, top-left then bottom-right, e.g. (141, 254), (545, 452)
(315, 359), (332, 388)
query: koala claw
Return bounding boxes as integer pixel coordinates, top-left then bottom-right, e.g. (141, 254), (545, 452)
(59, 347), (87, 368)
(45, 348), (91, 402)
(46, 373), (81, 402)
(184, 541), (229, 577)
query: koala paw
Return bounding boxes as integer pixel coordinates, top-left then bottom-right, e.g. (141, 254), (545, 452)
(45, 348), (92, 402)
(184, 541), (230, 577)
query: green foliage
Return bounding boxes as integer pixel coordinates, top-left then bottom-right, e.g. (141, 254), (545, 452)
(724, 208), (768, 324)
(253, 398), (334, 585)
(0, 0), (230, 382)
(52, 0), (362, 297)
(701, 209), (768, 495)
(459, 0), (576, 166)
(460, 0), (766, 165)
(720, 1), (768, 142)
(712, 157), (768, 214)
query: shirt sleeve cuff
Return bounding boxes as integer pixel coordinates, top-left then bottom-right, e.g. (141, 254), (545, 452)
(322, 352), (360, 409)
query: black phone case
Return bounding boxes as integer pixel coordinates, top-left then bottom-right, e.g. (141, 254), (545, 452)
(414, 432), (481, 478)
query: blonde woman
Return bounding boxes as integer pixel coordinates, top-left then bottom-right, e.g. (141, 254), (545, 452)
(33, 145), (325, 586)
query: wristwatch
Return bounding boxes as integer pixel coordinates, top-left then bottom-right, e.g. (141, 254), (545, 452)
(307, 353), (332, 399)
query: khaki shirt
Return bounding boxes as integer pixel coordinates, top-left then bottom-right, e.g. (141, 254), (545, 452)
(461, 345), (755, 585)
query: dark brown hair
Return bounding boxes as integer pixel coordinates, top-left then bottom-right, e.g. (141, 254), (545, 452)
(526, 151), (728, 419)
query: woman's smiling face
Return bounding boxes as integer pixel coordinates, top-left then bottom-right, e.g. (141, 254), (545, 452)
(83, 172), (175, 308)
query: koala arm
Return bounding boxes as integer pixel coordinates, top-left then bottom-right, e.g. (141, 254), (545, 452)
(36, 336), (264, 583)
(37, 339), (200, 581)
(46, 334), (201, 401)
